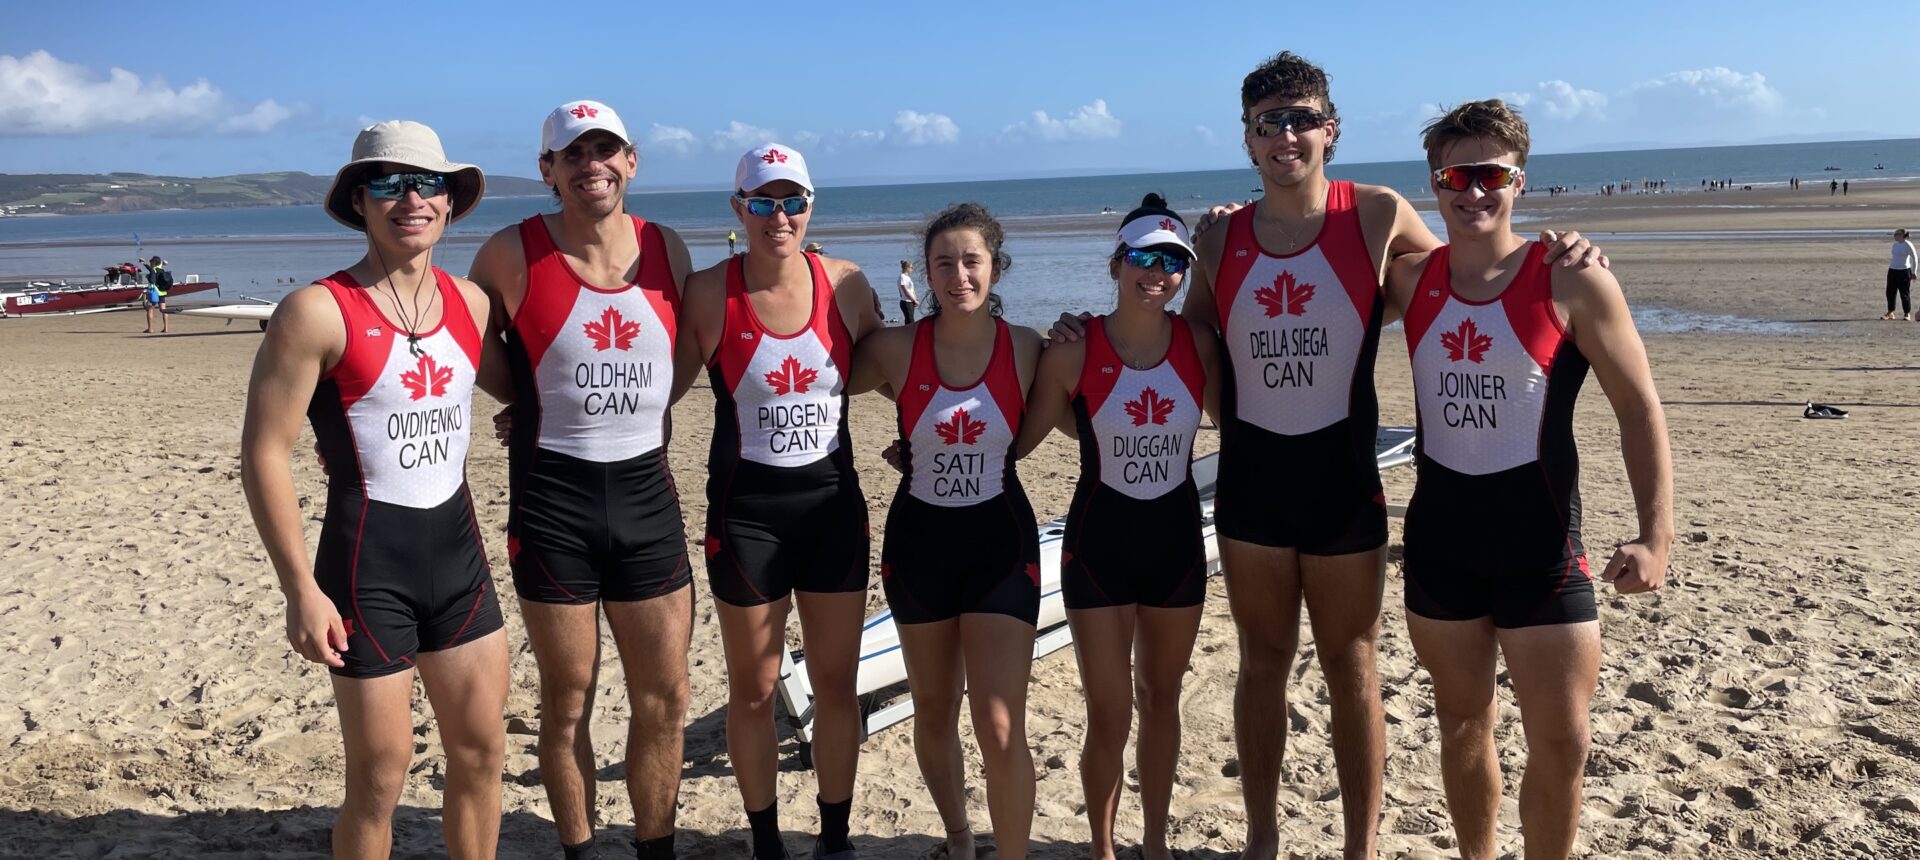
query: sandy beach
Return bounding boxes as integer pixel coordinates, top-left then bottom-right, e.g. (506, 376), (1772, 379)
(6, 185), (1920, 859)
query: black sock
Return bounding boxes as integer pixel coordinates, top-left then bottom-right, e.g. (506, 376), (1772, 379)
(635, 832), (675, 860)
(748, 801), (786, 859)
(816, 796), (853, 853)
(562, 835), (598, 860)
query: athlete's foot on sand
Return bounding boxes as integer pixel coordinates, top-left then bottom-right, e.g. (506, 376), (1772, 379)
(1237, 834), (1279, 860)
(917, 828), (978, 859)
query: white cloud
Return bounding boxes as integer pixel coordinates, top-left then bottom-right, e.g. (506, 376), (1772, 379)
(1625, 67), (1784, 114)
(894, 110), (959, 145)
(0, 50), (292, 136)
(711, 120), (778, 151)
(793, 130), (822, 148)
(1003, 99), (1122, 142)
(1194, 125), (1218, 145)
(1500, 80), (1608, 121)
(646, 123), (699, 156)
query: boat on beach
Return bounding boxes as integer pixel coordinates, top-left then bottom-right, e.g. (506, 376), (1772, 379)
(1, 278), (219, 317)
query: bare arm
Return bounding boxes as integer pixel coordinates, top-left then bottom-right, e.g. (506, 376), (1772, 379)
(1560, 265), (1673, 593)
(656, 225), (703, 404)
(468, 228), (524, 405)
(1180, 215), (1228, 335)
(1186, 316), (1224, 425)
(831, 261), (886, 342)
(849, 325), (911, 399)
(1016, 338), (1082, 459)
(239, 286), (348, 667)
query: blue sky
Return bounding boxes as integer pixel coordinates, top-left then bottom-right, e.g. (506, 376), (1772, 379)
(2, 0), (1910, 187)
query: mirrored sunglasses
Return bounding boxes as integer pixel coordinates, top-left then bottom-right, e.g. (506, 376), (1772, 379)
(365, 172), (449, 200)
(1432, 162), (1524, 193)
(738, 194), (812, 218)
(1123, 248), (1191, 275)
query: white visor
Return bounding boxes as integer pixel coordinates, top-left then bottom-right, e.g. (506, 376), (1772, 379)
(1116, 213), (1194, 256)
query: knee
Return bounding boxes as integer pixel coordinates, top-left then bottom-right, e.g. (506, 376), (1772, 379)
(342, 756), (409, 816)
(1133, 679), (1182, 727)
(631, 675), (692, 725)
(727, 678), (779, 719)
(444, 728), (506, 777)
(1527, 722), (1592, 768)
(807, 663), (858, 708)
(1083, 706), (1132, 753)
(968, 703), (1027, 759)
(1432, 699), (1498, 740)
(914, 691), (965, 730)
(1237, 636), (1296, 678)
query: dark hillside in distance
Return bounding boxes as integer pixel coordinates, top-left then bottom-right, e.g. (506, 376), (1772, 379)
(0, 171), (551, 216)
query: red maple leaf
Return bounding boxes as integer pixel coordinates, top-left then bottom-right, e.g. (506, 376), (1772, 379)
(399, 354), (452, 400)
(1440, 318), (1493, 363)
(762, 148), (788, 164)
(1253, 271), (1315, 317)
(1158, 217), (1177, 232)
(1122, 386), (1177, 426)
(934, 407), (986, 445)
(582, 306), (640, 351)
(569, 104), (597, 119)
(764, 355), (818, 395)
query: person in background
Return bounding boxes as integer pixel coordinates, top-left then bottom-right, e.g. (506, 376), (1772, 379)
(897, 260), (920, 322)
(142, 256), (172, 334)
(1886, 228), (1918, 321)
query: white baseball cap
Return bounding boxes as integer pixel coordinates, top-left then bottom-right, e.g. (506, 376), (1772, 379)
(734, 143), (814, 194)
(542, 100), (630, 152)
(1117, 211), (1194, 257)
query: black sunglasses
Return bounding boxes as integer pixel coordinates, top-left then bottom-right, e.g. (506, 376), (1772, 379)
(1247, 107), (1330, 138)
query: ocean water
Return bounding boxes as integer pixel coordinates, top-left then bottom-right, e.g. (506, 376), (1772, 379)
(4, 137), (1909, 330)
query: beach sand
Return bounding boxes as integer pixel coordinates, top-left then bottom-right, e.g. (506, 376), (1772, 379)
(5, 187), (1920, 858)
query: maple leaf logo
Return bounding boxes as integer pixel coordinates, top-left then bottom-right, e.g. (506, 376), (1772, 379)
(764, 355), (818, 395)
(1253, 271), (1315, 317)
(934, 407), (987, 445)
(569, 104), (597, 119)
(582, 306), (639, 351)
(399, 354), (452, 400)
(762, 148), (788, 164)
(1122, 386), (1177, 426)
(1158, 217), (1177, 232)
(1441, 318), (1493, 363)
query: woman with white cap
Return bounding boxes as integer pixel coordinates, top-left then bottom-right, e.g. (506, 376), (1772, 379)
(241, 121), (508, 860)
(682, 143), (885, 860)
(1015, 194), (1221, 860)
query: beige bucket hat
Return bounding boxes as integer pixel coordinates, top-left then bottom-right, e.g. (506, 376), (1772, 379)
(324, 120), (484, 231)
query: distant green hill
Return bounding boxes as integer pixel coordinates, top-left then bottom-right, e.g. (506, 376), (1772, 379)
(0, 171), (551, 215)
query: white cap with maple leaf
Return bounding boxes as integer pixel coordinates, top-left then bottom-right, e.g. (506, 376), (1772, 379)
(1117, 212), (1194, 257)
(542, 100), (631, 152)
(735, 143), (814, 194)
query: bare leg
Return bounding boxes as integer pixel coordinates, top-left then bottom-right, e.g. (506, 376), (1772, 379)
(793, 590), (868, 805)
(961, 612), (1037, 860)
(1066, 605), (1138, 860)
(330, 671), (416, 860)
(417, 629), (510, 860)
(605, 587), (695, 842)
(518, 600), (604, 846)
(1134, 603), (1204, 860)
(1498, 622), (1601, 860)
(1221, 538), (1303, 860)
(715, 597), (794, 812)
(1300, 548), (1387, 859)
(1406, 613), (1501, 860)
(897, 618), (972, 856)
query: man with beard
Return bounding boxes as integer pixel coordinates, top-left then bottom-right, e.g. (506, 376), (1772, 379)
(469, 100), (698, 860)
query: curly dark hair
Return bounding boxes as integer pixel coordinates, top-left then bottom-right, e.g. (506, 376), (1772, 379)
(920, 202), (1010, 317)
(1421, 99), (1531, 169)
(1240, 51), (1340, 163)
